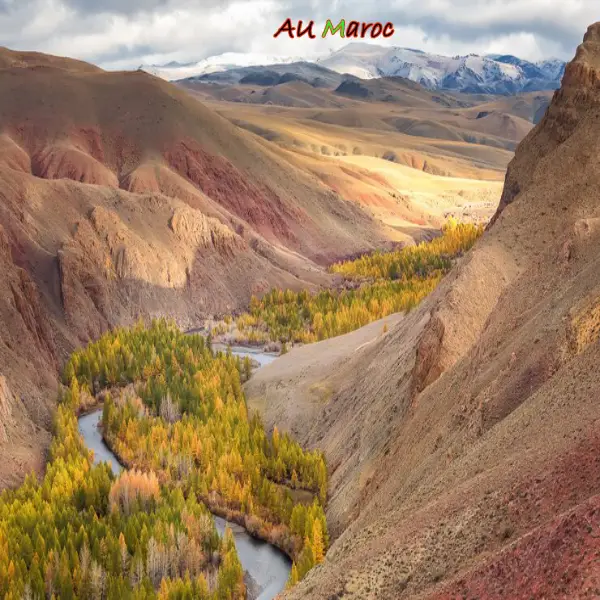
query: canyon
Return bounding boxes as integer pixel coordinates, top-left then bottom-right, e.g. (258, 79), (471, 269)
(0, 18), (600, 600)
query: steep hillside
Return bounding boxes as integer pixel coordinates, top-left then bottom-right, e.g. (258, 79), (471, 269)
(247, 22), (600, 599)
(184, 80), (349, 109)
(181, 71), (472, 110)
(0, 50), (390, 486)
(0, 59), (383, 259)
(332, 76), (471, 108)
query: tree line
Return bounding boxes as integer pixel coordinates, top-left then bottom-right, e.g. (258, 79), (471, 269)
(0, 318), (328, 598)
(66, 319), (328, 590)
(224, 220), (483, 344)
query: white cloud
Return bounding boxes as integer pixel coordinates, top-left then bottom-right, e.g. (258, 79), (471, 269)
(0, 0), (597, 68)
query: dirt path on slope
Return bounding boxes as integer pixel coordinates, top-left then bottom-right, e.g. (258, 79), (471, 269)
(245, 312), (404, 441)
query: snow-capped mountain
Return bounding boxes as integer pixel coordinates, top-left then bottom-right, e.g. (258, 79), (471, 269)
(140, 52), (304, 82)
(489, 55), (566, 86)
(317, 43), (565, 95)
(184, 62), (344, 88)
(141, 43), (565, 95)
(535, 58), (567, 81)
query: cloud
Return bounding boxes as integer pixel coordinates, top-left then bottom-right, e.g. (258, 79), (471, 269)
(63, 0), (169, 16)
(382, 0), (593, 57)
(0, 0), (596, 68)
(61, 0), (232, 17)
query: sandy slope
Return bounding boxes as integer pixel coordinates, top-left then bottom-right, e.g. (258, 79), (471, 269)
(246, 313), (405, 439)
(333, 155), (502, 226)
(249, 22), (600, 599)
(208, 103), (507, 235)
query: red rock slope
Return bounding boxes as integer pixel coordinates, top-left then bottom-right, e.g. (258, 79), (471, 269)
(0, 47), (386, 486)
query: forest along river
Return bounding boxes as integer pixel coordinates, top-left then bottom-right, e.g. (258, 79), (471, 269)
(77, 346), (291, 600)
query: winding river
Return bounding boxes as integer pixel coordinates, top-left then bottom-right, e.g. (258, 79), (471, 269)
(77, 346), (290, 600)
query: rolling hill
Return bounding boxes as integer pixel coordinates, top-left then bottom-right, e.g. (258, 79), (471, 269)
(181, 73), (547, 232)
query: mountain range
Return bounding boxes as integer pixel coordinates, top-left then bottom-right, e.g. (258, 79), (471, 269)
(141, 42), (566, 95)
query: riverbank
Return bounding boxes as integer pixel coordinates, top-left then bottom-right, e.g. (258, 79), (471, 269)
(75, 336), (300, 599)
(79, 407), (294, 600)
(80, 393), (300, 564)
(199, 498), (298, 562)
(185, 325), (285, 353)
(99, 412), (302, 563)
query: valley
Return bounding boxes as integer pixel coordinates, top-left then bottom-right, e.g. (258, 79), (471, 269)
(0, 15), (599, 600)
(77, 350), (292, 600)
(0, 42), (526, 487)
(0, 226), (471, 598)
(204, 221), (483, 347)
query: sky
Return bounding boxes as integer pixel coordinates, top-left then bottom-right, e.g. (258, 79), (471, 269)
(0, 0), (597, 69)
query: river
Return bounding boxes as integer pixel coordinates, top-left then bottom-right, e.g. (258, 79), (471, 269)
(77, 345), (290, 600)
(212, 344), (279, 368)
